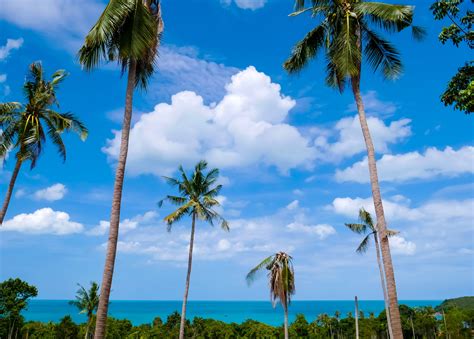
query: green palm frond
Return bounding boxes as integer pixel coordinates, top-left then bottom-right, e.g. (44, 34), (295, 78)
(358, 208), (375, 231)
(386, 229), (399, 237)
(345, 223), (367, 234)
(363, 28), (402, 79)
(355, 2), (414, 33)
(246, 255), (274, 285)
(356, 234), (372, 253)
(284, 23), (328, 73)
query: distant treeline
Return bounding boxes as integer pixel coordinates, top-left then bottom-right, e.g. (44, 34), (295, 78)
(5, 305), (474, 338)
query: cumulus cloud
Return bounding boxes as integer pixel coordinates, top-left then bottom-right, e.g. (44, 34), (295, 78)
(389, 235), (416, 255)
(103, 66), (315, 176)
(88, 211), (158, 236)
(103, 200), (334, 263)
(221, 0), (267, 10)
(33, 183), (67, 201)
(312, 115), (411, 162)
(1, 208), (83, 235)
(336, 146), (474, 183)
(0, 38), (24, 61)
(287, 222), (336, 239)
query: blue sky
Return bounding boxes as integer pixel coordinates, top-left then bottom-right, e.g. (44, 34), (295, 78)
(0, 0), (473, 302)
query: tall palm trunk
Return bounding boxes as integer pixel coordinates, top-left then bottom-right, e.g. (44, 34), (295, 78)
(94, 60), (137, 339)
(374, 232), (394, 338)
(351, 75), (402, 338)
(0, 159), (22, 224)
(284, 305), (289, 339)
(179, 212), (196, 339)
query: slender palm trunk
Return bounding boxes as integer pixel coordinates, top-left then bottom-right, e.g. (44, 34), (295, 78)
(351, 76), (402, 338)
(94, 61), (137, 339)
(374, 233), (394, 338)
(0, 159), (22, 224)
(284, 305), (289, 339)
(410, 317), (415, 338)
(355, 296), (359, 339)
(179, 212), (196, 339)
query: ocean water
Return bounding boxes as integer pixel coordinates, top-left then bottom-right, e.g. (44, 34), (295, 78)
(23, 300), (440, 326)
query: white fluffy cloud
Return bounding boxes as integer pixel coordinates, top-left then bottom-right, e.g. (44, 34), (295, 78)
(0, 38), (24, 61)
(104, 200), (335, 262)
(1, 208), (83, 235)
(312, 115), (411, 162)
(221, 0), (267, 10)
(389, 235), (416, 255)
(33, 183), (67, 201)
(287, 222), (336, 239)
(103, 66), (315, 175)
(336, 146), (474, 183)
(88, 211), (158, 236)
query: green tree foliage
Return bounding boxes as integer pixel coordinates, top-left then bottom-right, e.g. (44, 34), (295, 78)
(0, 62), (88, 223)
(0, 278), (38, 338)
(69, 282), (100, 338)
(431, 0), (473, 113)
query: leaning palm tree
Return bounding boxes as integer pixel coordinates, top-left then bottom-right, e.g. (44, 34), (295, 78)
(246, 252), (295, 339)
(0, 62), (88, 224)
(78, 1), (163, 337)
(345, 208), (398, 338)
(69, 282), (100, 339)
(159, 160), (229, 339)
(284, 1), (424, 336)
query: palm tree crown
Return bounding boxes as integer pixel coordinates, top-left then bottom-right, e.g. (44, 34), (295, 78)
(247, 252), (295, 310)
(78, 0), (163, 89)
(345, 208), (398, 253)
(70, 282), (100, 319)
(0, 62), (88, 167)
(284, 0), (424, 90)
(159, 160), (229, 231)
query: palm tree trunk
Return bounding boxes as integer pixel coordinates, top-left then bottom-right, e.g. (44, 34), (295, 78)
(0, 159), (22, 224)
(94, 60), (137, 339)
(374, 233), (394, 339)
(284, 305), (289, 339)
(355, 296), (359, 339)
(179, 212), (196, 339)
(351, 75), (402, 339)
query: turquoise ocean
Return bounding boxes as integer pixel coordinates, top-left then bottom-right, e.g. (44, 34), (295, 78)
(23, 300), (441, 326)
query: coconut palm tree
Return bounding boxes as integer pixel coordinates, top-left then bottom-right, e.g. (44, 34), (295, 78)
(283, 1), (424, 337)
(159, 160), (229, 339)
(70, 282), (100, 339)
(0, 62), (88, 224)
(345, 208), (398, 338)
(246, 252), (295, 339)
(78, 1), (163, 337)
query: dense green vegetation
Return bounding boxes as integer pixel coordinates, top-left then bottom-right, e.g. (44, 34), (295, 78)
(436, 296), (474, 312)
(7, 307), (474, 339)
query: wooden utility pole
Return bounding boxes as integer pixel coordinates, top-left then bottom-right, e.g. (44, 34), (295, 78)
(355, 296), (360, 339)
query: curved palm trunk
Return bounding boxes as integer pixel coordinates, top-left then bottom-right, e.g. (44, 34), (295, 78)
(351, 76), (402, 339)
(284, 305), (289, 339)
(94, 60), (137, 339)
(374, 233), (394, 339)
(0, 159), (22, 224)
(179, 212), (196, 339)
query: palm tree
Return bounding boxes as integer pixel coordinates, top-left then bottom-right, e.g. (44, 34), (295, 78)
(0, 62), (88, 224)
(246, 252), (295, 339)
(159, 160), (229, 339)
(69, 282), (100, 339)
(283, 1), (424, 337)
(78, 1), (163, 337)
(345, 208), (398, 338)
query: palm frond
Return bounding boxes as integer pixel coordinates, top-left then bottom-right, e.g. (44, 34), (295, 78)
(246, 255), (274, 285)
(345, 223), (367, 234)
(355, 2), (414, 33)
(363, 27), (402, 79)
(284, 23), (328, 74)
(356, 234), (371, 253)
(358, 208), (375, 230)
